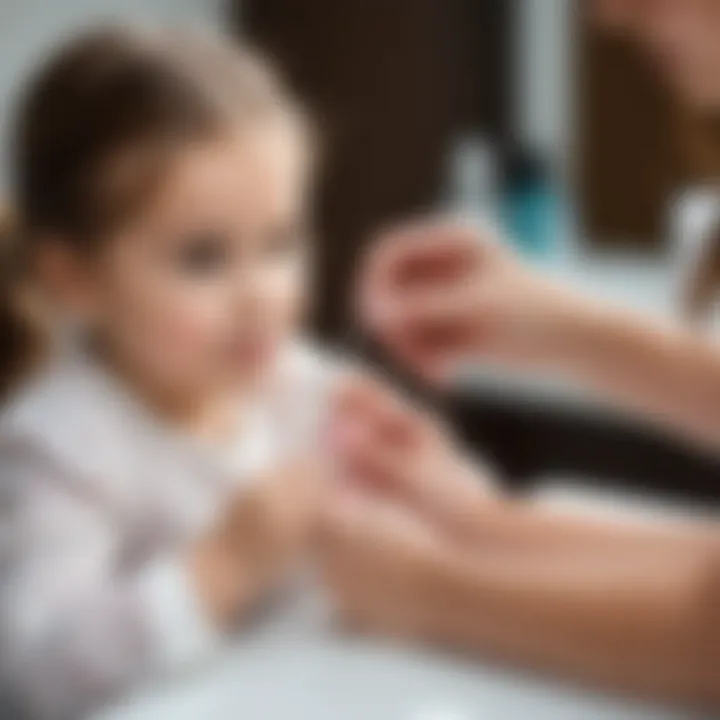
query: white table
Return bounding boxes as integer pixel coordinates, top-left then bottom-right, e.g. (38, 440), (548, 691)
(100, 579), (698, 720)
(99, 475), (717, 720)
(100, 631), (695, 720)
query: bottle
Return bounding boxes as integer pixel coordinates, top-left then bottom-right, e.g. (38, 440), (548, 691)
(446, 134), (499, 224)
(500, 145), (559, 259)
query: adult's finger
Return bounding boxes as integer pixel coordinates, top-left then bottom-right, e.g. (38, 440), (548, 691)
(359, 221), (492, 328)
(317, 487), (424, 549)
(372, 282), (480, 336)
(314, 488), (401, 572)
(336, 427), (419, 497)
(368, 283), (485, 380)
(331, 374), (424, 445)
(364, 219), (488, 286)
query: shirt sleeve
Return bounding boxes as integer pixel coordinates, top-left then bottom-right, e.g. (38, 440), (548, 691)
(0, 445), (222, 720)
(135, 552), (221, 672)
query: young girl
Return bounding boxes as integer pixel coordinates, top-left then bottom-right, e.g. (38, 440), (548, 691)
(0, 25), (341, 719)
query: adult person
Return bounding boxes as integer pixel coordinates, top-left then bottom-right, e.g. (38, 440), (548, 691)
(317, 0), (720, 709)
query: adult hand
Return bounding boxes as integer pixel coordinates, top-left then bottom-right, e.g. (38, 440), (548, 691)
(327, 375), (494, 541)
(316, 488), (459, 641)
(317, 374), (497, 640)
(359, 220), (578, 382)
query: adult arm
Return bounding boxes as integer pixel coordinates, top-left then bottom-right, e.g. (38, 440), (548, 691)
(320, 375), (720, 708)
(360, 221), (720, 449)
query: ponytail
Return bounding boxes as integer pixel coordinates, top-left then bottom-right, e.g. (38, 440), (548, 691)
(0, 207), (41, 401)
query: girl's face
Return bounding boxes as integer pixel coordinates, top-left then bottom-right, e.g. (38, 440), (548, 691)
(63, 122), (312, 400)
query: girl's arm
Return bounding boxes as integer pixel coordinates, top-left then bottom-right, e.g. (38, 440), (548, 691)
(2, 452), (223, 720)
(1, 449), (316, 720)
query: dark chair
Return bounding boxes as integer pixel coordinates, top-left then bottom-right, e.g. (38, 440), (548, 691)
(448, 386), (720, 507)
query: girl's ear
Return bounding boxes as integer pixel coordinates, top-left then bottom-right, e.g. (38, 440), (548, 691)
(34, 237), (101, 329)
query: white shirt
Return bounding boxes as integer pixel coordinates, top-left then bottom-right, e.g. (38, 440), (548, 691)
(0, 342), (342, 720)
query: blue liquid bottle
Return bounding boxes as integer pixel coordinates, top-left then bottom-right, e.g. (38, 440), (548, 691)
(500, 146), (559, 260)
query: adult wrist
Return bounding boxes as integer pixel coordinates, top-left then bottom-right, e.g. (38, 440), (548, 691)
(536, 284), (602, 370)
(413, 544), (490, 645)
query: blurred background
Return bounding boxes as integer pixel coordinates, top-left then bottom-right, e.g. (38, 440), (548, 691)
(1, 0), (718, 336)
(1, 0), (719, 503)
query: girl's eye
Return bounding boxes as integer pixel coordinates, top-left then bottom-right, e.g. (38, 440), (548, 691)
(174, 232), (232, 275)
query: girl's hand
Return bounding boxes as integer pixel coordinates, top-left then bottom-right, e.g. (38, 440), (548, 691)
(192, 457), (324, 627)
(359, 220), (580, 381)
(328, 375), (494, 541)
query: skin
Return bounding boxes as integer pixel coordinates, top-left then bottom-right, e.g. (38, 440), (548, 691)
(360, 222), (720, 449)
(594, 0), (720, 108)
(317, 0), (720, 706)
(319, 378), (720, 707)
(37, 118), (320, 627)
(33, 1), (720, 696)
(81, 124), (311, 417)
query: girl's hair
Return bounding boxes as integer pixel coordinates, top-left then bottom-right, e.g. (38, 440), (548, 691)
(0, 25), (302, 398)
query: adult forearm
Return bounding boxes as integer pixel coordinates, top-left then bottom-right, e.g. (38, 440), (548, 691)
(461, 496), (719, 557)
(548, 298), (720, 448)
(423, 535), (720, 707)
